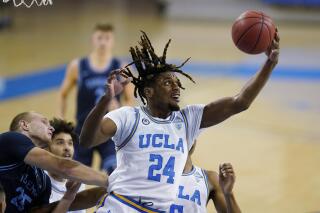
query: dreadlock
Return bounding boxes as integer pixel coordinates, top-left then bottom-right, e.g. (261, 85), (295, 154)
(121, 31), (195, 105)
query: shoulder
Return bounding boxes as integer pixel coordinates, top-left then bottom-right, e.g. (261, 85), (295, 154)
(181, 104), (205, 113)
(0, 131), (32, 143)
(69, 58), (80, 69)
(106, 106), (138, 116)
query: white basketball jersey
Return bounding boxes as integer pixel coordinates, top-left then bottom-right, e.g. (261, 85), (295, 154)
(170, 166), (209, 213)
(46, 172), (86, 213)
(105, 105), (204, 211)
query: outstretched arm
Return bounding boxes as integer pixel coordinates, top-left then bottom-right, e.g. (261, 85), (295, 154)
(31, 186), (106, 213)
(80, 70), (132, 148)
(24, 147), (108, 187)
(200, 31), (279, 128)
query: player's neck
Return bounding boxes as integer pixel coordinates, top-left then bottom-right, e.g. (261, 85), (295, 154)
(48, 171), (65, 182)
(91, 51), (112, 63)
(89, 51), (112, 71)
(22, 131), (47, 148)
(146, 104), (171, 119)
(183, 156), (193, 173)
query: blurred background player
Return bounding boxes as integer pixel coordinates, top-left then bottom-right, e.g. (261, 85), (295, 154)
(0, 112), (108, 212)
(46, 118), (86, 213)
(170, 143), (241, 213)
(58, 23), (134, 174)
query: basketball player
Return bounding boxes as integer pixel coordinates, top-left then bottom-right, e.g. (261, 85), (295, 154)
(0, 112), (108, 212)
(58, 23), (134, 174)
(170, 144), (241, 213)
(46, 118), (86, 213)
(80, 30), (280, 212)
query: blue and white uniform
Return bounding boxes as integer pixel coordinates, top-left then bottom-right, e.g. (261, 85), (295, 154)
(75, 57), (121, 174)
(170, 166), (210, 213)
(96, 105), (204, 212)
(0, 132), (51, 213)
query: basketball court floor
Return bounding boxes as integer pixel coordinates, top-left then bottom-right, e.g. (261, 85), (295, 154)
(0, 1), (319, 212)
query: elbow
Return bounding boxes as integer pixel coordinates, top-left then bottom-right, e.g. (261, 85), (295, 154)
(79, 134), (91, 148)
(234, 96), (251, 113)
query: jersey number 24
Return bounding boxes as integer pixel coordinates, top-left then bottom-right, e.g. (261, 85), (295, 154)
(148, 154), (175, 184)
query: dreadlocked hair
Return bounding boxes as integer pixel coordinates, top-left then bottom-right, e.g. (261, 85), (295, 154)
(121, 31), (195, 105)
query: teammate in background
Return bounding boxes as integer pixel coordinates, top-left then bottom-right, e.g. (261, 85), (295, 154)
(0, 183), (5, 213)
(58, 23), (134, 174)
(0, 112), (108, 212)
(81, 30), (279, 212)
(170, 143), (241, 213)
(46, 118), (86, 213)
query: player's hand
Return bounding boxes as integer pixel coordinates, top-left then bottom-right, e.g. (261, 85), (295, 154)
(219, 163), (236, 195)
(265, 28), (280, 63)
(105, 69), (132, 100)
(63, 180), (81, 201)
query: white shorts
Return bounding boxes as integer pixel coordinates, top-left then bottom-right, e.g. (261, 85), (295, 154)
(95, 192), (165, 213)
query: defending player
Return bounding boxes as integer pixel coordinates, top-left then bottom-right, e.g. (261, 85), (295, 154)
(0, 112), (108, 212)
(80, 30), (279, 212)
(170, 144), (241, 213)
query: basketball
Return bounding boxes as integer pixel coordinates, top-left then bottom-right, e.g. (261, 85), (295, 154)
(232, 10), (276, 54)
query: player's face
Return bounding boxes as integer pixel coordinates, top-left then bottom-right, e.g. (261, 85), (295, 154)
(0, 193), (5, 213)
(152, 72), (181, 111)
(27, 113), (54, 146)
(92, 30), (114, 53)
(49, 133), (74, 159)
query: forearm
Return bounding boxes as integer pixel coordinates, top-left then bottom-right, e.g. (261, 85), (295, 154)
(58, 96), (67, 119)
(68, 187), (107, 210)
(236, 59), (276, 107)
(57, 159), (108, 187)
(224, 192), (241, 213)
(30, 187), (106, 213)
(80, 95), (111, 148)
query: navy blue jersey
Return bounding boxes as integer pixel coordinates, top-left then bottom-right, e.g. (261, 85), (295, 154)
(0, 132), (51, 213)
(76, 57), (121, 131)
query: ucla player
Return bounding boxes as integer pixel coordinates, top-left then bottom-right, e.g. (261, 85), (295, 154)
(0, 112), (108, 212)
(58, 23), (134, 174)
(80, 31), (279, 212)
(170, 144), (241, 213)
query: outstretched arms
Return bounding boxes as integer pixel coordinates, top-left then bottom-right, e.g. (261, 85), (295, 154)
(200, 31), (279, 128)
(31, 186), (107, 213)
(24, 147), (108, 187)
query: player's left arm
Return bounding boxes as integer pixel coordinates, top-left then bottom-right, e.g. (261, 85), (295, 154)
(30, 186), (107, 213)
(200, 30), (279, 128)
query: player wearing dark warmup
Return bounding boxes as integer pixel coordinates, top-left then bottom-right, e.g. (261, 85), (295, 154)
(0, 112), (108, 212)
(58, 24), (134, 174)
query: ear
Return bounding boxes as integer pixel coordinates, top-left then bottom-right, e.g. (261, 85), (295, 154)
(19, 120), (29, 132)
(144, 87), (154, 99)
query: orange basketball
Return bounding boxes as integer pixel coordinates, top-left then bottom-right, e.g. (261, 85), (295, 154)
(232, 10), (276, 54)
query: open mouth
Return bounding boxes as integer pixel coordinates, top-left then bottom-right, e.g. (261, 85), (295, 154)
(63, 153), (72, 158)
(172, 93), (180, 102)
